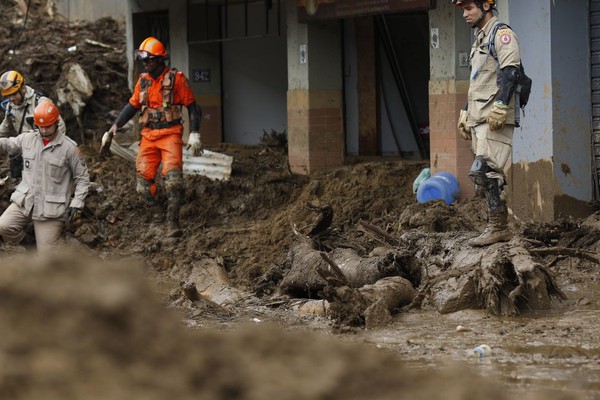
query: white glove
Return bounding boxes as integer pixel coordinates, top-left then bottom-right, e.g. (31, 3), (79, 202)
(99, 131), (114, 158)
(101, 131), (113, 147)
(187, 131), (203, 156)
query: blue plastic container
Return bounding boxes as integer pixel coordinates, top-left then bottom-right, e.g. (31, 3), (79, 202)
(416, 172), (460, 205)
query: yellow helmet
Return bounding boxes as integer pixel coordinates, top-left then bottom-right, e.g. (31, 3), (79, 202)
(0, 70), (24, 97)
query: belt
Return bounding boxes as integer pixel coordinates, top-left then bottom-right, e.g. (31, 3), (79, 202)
(146, 119), (182, 129)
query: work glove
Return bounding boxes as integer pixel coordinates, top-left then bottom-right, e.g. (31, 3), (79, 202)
(68, 207), (82, 222)
(457, 109), (471, 140)
(99, 130), (114, 159)
(187, 131), (203, 156)
(487, 101), (509, 131)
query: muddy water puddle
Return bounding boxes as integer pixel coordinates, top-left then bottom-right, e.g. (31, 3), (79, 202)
(353, 307), (600, 398)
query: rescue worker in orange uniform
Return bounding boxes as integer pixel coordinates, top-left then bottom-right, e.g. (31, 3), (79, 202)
(103, 37), (202, 237)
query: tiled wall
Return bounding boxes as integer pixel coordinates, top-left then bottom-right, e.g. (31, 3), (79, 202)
(429, 80), (475, 200)
(288, 89), (344, 174)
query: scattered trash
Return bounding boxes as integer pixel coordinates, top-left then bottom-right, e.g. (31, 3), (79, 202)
(473, 344), (492, 360)
(251, 318), (262, 323)
(456, 325), (471, 332)
(412, 167), (431, 194)
(67, 45), (77, 52)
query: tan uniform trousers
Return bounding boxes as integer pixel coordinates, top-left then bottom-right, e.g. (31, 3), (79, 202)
(470, 123), (514, 186)
(0, 203), (64, 254)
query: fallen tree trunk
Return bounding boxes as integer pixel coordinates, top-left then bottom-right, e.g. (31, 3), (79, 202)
(398, 231), (566, 316)
(279, 238), (404, 297)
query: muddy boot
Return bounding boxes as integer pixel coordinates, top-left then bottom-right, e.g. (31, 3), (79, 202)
(468, 178), (512, 247)
(468, 208), (512, 247)
(165, 169), (183, 238)
(137, 178), (157, 206)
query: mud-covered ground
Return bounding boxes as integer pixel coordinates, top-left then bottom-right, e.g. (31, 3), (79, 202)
(1, 141), (599, 399)
(0, 2), (599, 399)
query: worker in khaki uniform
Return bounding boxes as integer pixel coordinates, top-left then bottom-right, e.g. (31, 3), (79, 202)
(453, 0), (521, 246)
(102, 36), (202, 238)
(0, 70), (67, 179)
(0, 101), (90, 253)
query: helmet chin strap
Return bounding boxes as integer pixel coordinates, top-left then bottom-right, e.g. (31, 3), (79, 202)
(471, 8), (488, 28)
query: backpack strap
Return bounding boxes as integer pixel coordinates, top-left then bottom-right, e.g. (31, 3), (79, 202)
(34, 91), (43, 107)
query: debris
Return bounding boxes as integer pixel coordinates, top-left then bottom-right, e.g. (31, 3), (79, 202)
(54, 62), (94, 143)
(84, 38), (119, 52)
(108, 140), (233, 181)
(473, 344), (492, 359)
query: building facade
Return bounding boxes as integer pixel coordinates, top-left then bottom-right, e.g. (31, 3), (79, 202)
(109, 0), (593, 222)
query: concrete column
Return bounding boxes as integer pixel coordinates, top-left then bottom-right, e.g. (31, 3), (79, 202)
(356, 17), (378, 155)
(287, 1), (344, 174)
(508, 0), (591, 221)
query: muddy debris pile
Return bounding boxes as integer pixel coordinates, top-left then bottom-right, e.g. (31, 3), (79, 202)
(0, 0), (129, 142)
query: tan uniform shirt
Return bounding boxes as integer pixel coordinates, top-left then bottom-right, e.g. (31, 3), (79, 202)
(467, 16), (521, 126)
(0, 129), (90, 221)
(0, 86), (66, 138)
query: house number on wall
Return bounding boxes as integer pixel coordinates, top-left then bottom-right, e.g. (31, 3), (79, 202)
(193, 69), (211, 82)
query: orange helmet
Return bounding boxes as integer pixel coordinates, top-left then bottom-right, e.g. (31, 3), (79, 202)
(135, 37), (167, 60)
(34, 101), (60, 127)
(0, 70), (24, 96)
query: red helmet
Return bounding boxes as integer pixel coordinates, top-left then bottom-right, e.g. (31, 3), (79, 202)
(135, 37), (167, 60)
(34, 101), (60, 127)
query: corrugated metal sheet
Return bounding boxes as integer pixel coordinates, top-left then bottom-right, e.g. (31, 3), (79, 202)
(110, 141), (233, 181)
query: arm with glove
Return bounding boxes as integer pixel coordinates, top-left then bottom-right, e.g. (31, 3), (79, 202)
(186, 102), (203, 156)
(457, 105), (471, 141)
(487, 66), (520, 131)
(100, 103), (138, 158)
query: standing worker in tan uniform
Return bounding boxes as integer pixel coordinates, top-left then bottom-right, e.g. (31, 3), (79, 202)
(0, 101), (90, 253)
(101, 37), (202, 237)
(0, 70), (66, 179)
(453, 0), (522, 246)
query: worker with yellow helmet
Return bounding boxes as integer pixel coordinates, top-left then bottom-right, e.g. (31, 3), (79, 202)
(0, 70), (66, 179)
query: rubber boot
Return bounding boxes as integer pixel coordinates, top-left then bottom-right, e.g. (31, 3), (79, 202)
(165, 189), (182, 238)
(468, 178), (512, 247)
(165, 169), (184, 238)
(136, 178), (157, 206)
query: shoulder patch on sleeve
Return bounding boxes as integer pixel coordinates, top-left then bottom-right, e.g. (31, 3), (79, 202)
(498, 28), (512, 45)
